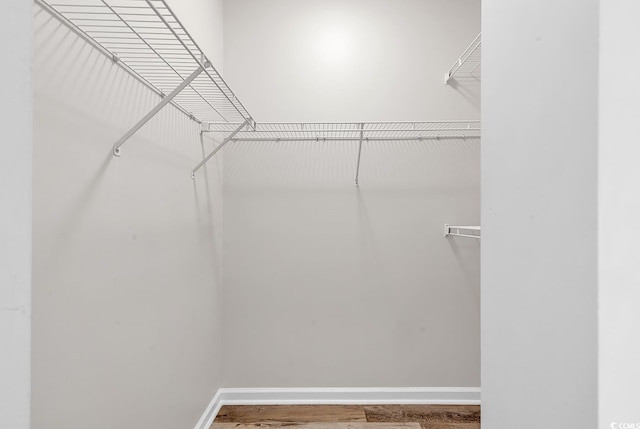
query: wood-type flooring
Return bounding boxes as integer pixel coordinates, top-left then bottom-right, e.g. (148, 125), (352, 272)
(213, 404), (480, 429)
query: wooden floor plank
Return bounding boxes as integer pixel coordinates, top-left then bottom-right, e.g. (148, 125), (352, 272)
(364, 405), (480, 429)
(213, 404), (481, 429)
(423, 424), (480, 429)
(215, 405), (367, 424)
(212, 423), (421, 429)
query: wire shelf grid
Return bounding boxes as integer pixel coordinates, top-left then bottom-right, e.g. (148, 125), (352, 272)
(39, 0), (253, 125)
(203, 121), (481, 141)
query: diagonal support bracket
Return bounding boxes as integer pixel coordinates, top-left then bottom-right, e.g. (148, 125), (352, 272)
(113, 65), (206, 156)
(191, 120), (250, 179)
(354, 123), (365, 186)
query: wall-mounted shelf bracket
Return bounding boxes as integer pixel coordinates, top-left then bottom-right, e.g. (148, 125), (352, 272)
(444, 224), (481, 239)
(113, 65), (206, 156)
(191, 119), (251, 178)
(354, 123), (365, 186)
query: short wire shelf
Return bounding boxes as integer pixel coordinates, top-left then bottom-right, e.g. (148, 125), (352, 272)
(444, 224), (481, 239)
(445, 33), (481, 84)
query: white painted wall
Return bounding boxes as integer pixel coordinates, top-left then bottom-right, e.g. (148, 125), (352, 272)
(223, 0), (480, 122)
(481, 0), (598, 427)
(222, 0), (481, 388)
(166, 0), (225, 71)
(32, 2), (225, 428)
(0, 1), (32, 429)
(599, 1), (640, 426)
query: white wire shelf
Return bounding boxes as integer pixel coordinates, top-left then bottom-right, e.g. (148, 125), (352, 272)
(192, 121), (481, 182)
(36, 0), (480, 180)
(444, 224), (481, 239)
(37, 0), (255, 155)
(444, 33), (481, 84)
(202, 121), (481, 142)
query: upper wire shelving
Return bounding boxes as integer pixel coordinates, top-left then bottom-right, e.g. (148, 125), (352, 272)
(37, 0), (255, 155)
(37, 0), (481, 183)
(444, 33), (481, 84)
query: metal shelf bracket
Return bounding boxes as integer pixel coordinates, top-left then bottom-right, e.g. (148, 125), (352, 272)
(191, 120), (251, 178)
(354, 123), (365, 186)
(113, 65), (205, 156)
(444, 224), (481, 239)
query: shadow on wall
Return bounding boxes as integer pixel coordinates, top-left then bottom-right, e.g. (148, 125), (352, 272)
(34, 4), (209, 167)
(221, 137), (481, 386)
(447, 78), (481, 112)
(194, 132), (225, 277)
(223, 137), (481, 189)
(447, 235), (481, 302)
(33, 2), (219, 212)
(355, 187), (383, 285)
(33, 1), (224, 298)
(33, 5), (225, 429)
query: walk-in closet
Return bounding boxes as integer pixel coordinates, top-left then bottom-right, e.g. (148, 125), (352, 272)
(4, 1), (635, 429)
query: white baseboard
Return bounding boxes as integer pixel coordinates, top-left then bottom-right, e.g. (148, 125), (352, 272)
(193, 387), (480, 429)
(193, 389), (225, 429)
